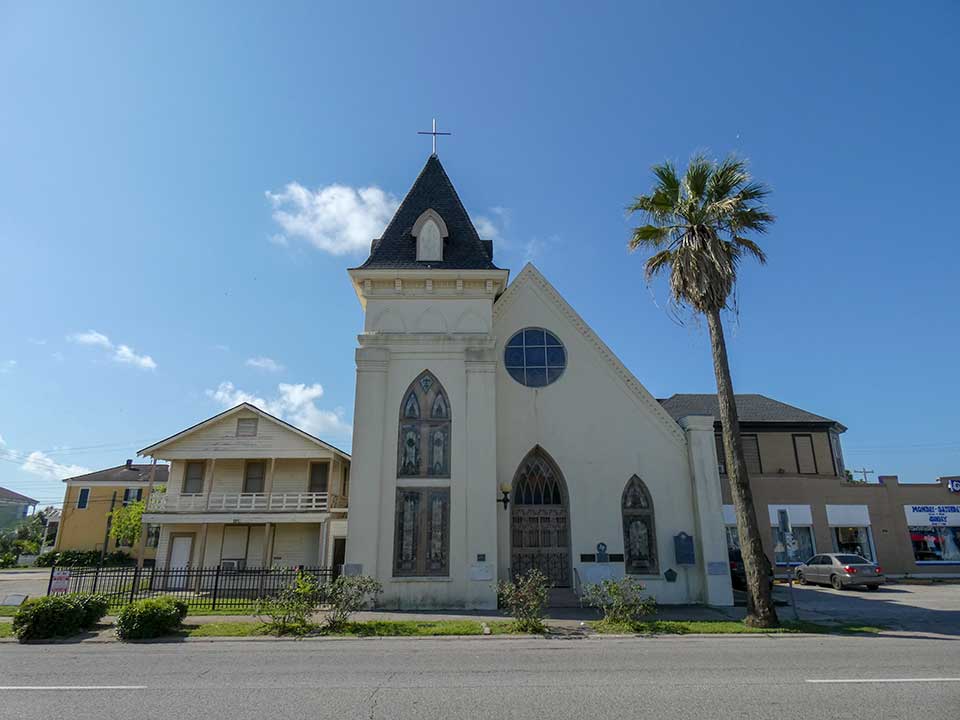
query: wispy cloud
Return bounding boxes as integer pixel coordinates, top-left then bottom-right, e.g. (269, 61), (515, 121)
(67, 330), (157, 370)
(0, 360), (16, 373)
(246, 356), (284, 373)
(474, 206), (510, 242)
(207, 381), (351, 439)
(0, 436), (91, 481)
(266, 182), (399, 255)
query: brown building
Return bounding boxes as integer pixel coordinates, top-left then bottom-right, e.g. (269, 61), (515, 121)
(660, 394), (960, 578)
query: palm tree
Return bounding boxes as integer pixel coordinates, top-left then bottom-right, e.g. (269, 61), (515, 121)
(627, 154), (779, 627)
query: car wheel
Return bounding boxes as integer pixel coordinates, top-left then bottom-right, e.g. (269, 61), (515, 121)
(797, 571), (807, 585)
(831, 574), (844, 590)
(866, 584), (880, 591)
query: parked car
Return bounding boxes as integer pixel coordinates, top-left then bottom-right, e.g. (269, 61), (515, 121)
(728, 549), (773, 591)
(794, 553), (885, 590)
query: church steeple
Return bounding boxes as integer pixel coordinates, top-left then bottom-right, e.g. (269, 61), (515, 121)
(354, 154), (500, 271)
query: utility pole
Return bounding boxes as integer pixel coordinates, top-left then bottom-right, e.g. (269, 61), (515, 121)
(851, 468), (875, 483)
(136, 459), (158, 570)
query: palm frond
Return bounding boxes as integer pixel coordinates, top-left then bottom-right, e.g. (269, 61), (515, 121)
(683, 154), (713, 202)
(731, 236), (767, 264)
(629, 224), (671, 250)
(643, 249), (674, 281)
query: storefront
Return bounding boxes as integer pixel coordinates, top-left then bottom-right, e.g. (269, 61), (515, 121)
(826, 504), (876, 562)
(904, 504), (960, 565)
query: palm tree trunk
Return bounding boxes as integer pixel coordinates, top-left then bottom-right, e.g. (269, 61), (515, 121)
(706, 308), (779, 628)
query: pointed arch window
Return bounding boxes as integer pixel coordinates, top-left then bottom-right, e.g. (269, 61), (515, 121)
(398, 370), (451, 478)
(622, 475), (658, 575)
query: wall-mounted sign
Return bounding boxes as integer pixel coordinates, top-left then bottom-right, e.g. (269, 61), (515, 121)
(674, 532), (695, 565)
(903, 505), (960, 527)
(49, 569), (71, 594)
(596, 542), (609, 563)
(948, 478), (960, 494)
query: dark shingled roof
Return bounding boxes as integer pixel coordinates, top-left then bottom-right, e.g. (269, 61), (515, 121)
(354, 154), (501, 271)
(62, 463), (170, 484)
(658, 394), (843, 428)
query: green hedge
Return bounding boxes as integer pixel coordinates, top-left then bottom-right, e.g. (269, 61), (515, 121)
(12, 593), (110, 643)
(115, 597), (188, 640)
(35, 550), (133, 567)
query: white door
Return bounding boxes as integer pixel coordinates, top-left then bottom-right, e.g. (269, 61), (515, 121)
(168, 535), (193, 589)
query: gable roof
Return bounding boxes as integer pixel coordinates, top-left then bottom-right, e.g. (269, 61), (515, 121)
(62, 463), (170, 485)
(138, 403), (351, 459)
(494, 263), (687, 446)
(658, 394), (845, 430)
(0, 486), (37, 505)
(353, 154), (501, 271)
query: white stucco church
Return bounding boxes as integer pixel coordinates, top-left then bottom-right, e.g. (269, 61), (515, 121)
(344, 154), (733, 609)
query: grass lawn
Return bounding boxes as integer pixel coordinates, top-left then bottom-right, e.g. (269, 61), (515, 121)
(590, 619), (885, 635)
(179, 620), (519, 638)
(0, 606), (18, 617)
(0, 623), (12, 639)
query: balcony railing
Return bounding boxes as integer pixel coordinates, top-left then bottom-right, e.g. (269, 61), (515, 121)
(147, 491), (346, 513)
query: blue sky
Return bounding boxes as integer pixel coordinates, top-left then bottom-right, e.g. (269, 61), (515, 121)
(1, 1), (958, 507)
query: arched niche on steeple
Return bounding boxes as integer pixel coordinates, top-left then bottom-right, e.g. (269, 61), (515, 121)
(413, 209), (448, 262)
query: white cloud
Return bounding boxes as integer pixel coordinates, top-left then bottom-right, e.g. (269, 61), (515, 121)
(246, 356), (284, 373)
(67, 330), (156, 370)
(0, 360), (15, 373)
(265, 182), (399, 255)
(474, 206), (509, 242)
(207, 381), (351, 439)
(19, 450), (91, 481)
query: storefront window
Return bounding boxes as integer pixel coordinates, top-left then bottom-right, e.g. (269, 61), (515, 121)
(909, 526), (960, 563)
(771, 525), (815, 564)
(834, 526), (873, 562)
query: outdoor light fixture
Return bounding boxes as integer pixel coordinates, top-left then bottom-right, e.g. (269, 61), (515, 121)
(498, 482), (512, 509)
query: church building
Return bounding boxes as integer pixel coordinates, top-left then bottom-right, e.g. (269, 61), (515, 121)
(344, 154), (734, 609)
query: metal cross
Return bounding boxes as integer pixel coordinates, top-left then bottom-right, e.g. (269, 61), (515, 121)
(418, 118), (451, 155)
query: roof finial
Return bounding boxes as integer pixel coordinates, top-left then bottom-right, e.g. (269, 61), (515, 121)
(417, 118), (452, 156)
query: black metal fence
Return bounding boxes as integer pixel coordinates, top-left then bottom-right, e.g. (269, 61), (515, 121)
(47, 565), (334, 611)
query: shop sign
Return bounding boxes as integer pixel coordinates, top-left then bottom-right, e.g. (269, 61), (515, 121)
(904, 505), (960, 527)
(947, 478), (960, 494)
(49, 569), (71, 594)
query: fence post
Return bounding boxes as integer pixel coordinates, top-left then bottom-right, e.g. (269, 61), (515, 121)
(212, 565), (221, 611)
(129, 566), (140, 605)
(46, 565), (55, 595)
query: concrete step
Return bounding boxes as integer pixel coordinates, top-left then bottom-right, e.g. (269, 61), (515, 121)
(548, 588), (581, 608)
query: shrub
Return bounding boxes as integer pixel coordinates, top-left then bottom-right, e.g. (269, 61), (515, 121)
(582, 577), (656, 626)
(0, 552), (17, 569)
(12, 593), (108, 642)
(257, 572), (322, 636)
(316, 575), (382, 631)
(496, 569), (550, 633)
(35, 549), (133, 567)
(115, 597), (188, 640)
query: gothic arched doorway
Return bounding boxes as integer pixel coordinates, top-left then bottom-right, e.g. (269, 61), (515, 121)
(510, 447), (571, 587)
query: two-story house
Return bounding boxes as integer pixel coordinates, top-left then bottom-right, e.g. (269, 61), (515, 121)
(139, 403), (350, 573)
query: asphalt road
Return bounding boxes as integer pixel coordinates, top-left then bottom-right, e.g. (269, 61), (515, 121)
(1, 635), (958, 719)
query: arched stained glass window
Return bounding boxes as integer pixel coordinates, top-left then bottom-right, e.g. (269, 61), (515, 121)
(504, 328), (566, 388)
(622, 475), (658, 575)
(397, 370), (451, 478)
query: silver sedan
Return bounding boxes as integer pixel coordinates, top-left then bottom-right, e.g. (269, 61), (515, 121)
(795, 553), (886, 590)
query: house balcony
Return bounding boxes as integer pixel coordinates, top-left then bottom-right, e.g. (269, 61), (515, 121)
(146, 491), (347, 514)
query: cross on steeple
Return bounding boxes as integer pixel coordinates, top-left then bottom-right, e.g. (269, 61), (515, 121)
(418, 118), (451, 155)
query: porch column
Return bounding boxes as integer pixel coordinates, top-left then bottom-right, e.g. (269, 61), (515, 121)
(317, 520), (329, 569)
(679, 414), (734, 607)
(264, 458), (276, 509)
(262, 522), (275, 569)
(204, 458), (217, 510)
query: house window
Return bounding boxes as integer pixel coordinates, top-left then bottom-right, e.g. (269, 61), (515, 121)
(236, 417), (258, 437)
(504, 327), (567, 388)
(77, 488), (90, 509)
(742, 434), (762, 475)
(792, 434), (818, 474)
(183, 462), (205, 494)
(393, 487), (450, 577)
(909, 527), (960, 563)
(829, 430), (845, 477)
(122, 488), (143, 506)
(715, 434), (726, 475)
(243, 461), (266, 494)
(145, 524), (160, 548)
(397, 371), (451, 478)
(309, 462), (330, 493)
(621, 475), (658, 575)
(771, 525), (816, 565)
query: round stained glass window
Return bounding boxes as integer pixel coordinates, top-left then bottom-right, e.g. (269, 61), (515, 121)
(504, 327), (566, 387)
